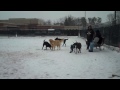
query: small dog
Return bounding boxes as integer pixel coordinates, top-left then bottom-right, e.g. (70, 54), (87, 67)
(42, 40), (51, 50)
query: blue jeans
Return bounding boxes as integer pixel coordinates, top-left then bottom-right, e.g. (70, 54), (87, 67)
(89, 42), (97, 51)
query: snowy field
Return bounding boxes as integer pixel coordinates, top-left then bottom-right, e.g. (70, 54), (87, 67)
(0, 36), (120, 79)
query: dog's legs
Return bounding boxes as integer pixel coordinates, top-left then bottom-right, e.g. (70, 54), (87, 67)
(52, 47), (54, 51)
(77, 48), (79, 53)
(70, 49), (72, 53)
(42, 45), (44, 50)
(51, 46), (53, 51)
(76, 48), (77, 54)
(78, 49), (80, 53)
(74, 48), (75, 53)
(58, 46), (59, 50)
(56, 46), (57, 50)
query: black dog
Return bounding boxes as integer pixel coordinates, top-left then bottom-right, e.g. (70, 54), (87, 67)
(70, 44), (75, 53)
(55, 37), (62, 40)
(42, 40), (51, 50)
(70, 42), (82, 54)
(63, 39), (68, 47)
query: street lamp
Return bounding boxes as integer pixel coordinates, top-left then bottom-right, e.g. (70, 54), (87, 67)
(85, 11), (86, 30)
(78, 24), (80, 37)
(115, 11), (116, 25)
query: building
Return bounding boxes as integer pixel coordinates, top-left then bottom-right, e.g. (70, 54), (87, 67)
(8, 18), (44, 25)
(64, 26), (83, 30)
(0, 18), (44, 26)
(0, 22), (17, 31)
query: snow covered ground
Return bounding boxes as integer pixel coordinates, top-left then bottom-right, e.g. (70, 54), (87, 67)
(0, 36), (120, 79)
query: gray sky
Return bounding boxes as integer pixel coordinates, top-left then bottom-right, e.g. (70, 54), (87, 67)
(0, 11), (114, 23)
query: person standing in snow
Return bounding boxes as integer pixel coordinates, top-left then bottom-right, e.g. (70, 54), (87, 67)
(86, 25), (95, 50)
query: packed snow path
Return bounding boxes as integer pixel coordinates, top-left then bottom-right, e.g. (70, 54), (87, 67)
(0, 36), (120, 79)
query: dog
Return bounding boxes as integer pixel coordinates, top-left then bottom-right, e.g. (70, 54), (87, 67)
(49, 39), (64, 50)
(55, 38), (68, 47)
(63, 39), (68, 47)
(70, 42), (82, 54)
(42, 40), (51, 50)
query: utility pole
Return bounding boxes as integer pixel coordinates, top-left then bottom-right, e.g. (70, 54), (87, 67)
(115, 11), (116, 25)
(85, 11), (86, 30)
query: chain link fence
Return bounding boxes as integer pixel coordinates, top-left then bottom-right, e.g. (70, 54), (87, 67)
(80, 24), (120, 47)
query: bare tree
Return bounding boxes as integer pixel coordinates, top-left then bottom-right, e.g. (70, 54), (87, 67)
(97, 17), (102, 24)
(88, 18), (92, 25)
(81, 17), (87, 29)
(64, 15), (75, 26)
(74, 17), (81, 26)
(93, 17), (97, 25)
(107, 13), (115, 25)
(44, 20), (52, 25)
(88, 17), (102, 25)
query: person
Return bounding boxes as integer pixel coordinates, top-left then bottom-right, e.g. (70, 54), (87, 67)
(89, 30), (102, 52)
(86, 25), (95, 50)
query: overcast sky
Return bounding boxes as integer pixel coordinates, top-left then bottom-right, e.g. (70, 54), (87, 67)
(0, 11), (114, 23)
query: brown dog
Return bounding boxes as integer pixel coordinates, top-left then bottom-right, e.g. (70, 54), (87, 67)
(49, 39), (64, 50)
